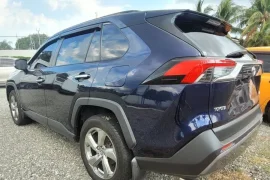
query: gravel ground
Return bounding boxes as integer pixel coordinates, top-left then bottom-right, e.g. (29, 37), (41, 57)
(0, 87), (269, 180)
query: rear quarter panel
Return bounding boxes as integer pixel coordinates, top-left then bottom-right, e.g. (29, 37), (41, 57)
(125, 83), (212, 158)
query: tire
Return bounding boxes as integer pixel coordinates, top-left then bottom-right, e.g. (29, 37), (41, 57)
(266, 108), (270, 123)
(80, 114), (133, 180)
(8, 90), (31, 125)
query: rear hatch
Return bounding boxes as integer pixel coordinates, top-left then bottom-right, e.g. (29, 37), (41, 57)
(146, 10), (262, 129)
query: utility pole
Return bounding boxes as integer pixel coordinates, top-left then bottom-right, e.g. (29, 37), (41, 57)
(29, 34), (34, 50)
(16, 33), (19, 50)
(36, 28), (41, 48)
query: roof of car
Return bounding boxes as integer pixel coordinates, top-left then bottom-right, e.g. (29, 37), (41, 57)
(246, 46), (270, 52)
(48, 9), (187, 40)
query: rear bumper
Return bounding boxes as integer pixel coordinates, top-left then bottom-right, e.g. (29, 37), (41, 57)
(135, 105), (262, 178)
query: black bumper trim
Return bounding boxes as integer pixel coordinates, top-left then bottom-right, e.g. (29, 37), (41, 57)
(135, 112), (262, 178)
(213, 104), (261, 142)
(200, 119), (261, 175)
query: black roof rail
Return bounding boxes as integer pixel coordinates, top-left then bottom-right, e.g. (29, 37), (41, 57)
(101, 10), (140, 18)
(117, 10), (140, 14)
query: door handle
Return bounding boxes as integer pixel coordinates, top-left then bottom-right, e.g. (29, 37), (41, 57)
(36, 77), (45, 83)
(74, 74), (90, 80)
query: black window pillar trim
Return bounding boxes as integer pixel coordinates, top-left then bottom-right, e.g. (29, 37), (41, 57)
(71, 97), (136, 149)
(50, 38), (63, 67)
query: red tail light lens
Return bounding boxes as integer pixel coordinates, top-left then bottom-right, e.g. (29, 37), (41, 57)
(164, 59), (236, 84)
(143, 58), (236, 85)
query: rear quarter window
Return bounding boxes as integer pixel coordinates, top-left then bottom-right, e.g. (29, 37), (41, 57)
(253, 53), (270, 72)
(101, 23), (129, 61)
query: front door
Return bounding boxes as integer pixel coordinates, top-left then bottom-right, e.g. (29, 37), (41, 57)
(44, 27), (101, 133)
(19, 41), (58, 125)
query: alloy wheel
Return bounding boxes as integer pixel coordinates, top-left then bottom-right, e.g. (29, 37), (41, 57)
(84, 127), (117, 179)
(10, 95), (19, 121)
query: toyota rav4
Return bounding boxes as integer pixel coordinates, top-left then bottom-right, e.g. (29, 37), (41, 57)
(6, 10), (262, 180)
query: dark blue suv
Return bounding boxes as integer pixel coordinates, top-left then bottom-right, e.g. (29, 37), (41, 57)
(6, 10), (263, 180)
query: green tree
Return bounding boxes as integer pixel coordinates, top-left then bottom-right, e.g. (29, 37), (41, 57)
(246, 22), (270, 47)
(214, 0), (245, 33)
(242, 0), (270, 46)
(195, 0), (213, 14)
(15, 34), (49, 50)
(0, 40), (13, 50)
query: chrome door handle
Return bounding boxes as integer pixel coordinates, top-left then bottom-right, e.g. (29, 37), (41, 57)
(74, 74), (90, 80)
(36, 77), (45, 83)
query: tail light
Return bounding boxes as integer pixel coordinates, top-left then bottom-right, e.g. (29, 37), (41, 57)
(143, 58), (236, 85)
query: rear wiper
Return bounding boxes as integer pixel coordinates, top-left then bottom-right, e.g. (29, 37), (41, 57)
(226, 50), (248, 58)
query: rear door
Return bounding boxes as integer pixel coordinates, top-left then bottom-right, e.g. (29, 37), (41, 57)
(91, 22), (129, 91)
(44, 25), (101, 133)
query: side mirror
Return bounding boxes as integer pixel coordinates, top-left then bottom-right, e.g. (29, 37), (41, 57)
(15, 59), (28, 71)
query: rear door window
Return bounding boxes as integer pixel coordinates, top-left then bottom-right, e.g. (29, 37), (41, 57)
(56, 32), (93, 66)
(86, 30), (101, 62)
(101, 23), (129, 61)
(253, 53), (270, 72)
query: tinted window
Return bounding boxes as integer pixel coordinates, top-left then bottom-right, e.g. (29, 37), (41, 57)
(147, 13), (252, 59)
(38, 43), (56, 62)
(185, 33), (248, 57)
(101, 23), (129, 61)
(31, 42), (57, 69)
(86, 30), (101, 62)
(56, 32), (93, 66)
(254, 53), (270, 72)
(0, 58), (14, 67)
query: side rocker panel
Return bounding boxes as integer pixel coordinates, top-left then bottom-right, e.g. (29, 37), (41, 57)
(71, 97), (136, 149)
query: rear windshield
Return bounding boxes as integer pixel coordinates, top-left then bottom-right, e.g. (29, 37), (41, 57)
(146, 12), (252, 59)
(252, 53), (270, 72)
(173, 12), (248, 57)
(185, 32), (244, 57)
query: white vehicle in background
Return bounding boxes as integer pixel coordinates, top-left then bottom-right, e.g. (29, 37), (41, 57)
(0, 58), (16, 86)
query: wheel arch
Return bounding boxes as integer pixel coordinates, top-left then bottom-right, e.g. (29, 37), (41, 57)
(71, 98), (136, 149)
(6, 82), (18, 102)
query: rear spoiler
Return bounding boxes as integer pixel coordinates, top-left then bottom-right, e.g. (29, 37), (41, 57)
(146, 10), (232, 36)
